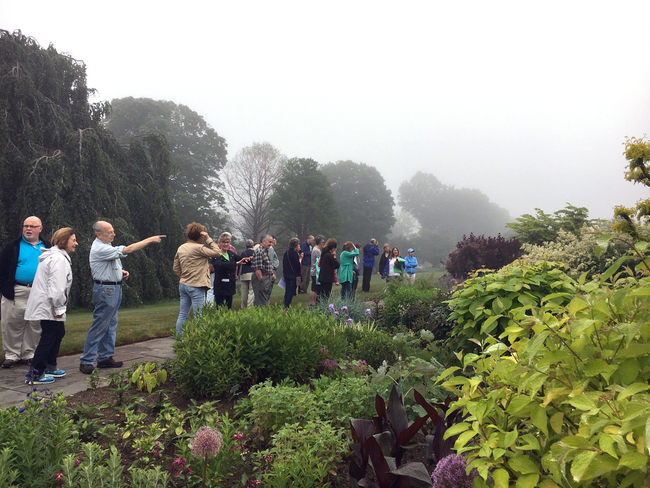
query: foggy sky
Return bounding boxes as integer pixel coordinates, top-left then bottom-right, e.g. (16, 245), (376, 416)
(3, 1), (650, 220)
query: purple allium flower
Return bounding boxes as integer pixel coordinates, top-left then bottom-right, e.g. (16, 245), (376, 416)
(347, 318), (353, 325)
(341, 306), (348, 314)
(334, 311), (339, 317)
(365, 308), (371, 317)
(190, 426), (223, 459)
(358, 359), (367, 366)
(328, 304), (335, 312)
(431, 454), (478, 488)
(321, 359), (339, 370)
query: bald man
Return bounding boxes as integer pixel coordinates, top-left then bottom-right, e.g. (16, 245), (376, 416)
(80, 221), (165, 374)
(0, 216), (51, 368)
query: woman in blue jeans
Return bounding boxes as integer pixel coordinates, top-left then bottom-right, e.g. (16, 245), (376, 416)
(173, 223), (222, 335)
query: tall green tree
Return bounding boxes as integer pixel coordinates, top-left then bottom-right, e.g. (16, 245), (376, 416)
(320, 160), (395, 243)
(269, 158), (340, 239)
(0, 30), (183, 307)
(506, 204), (591, 246)
(104, 97), (228, 231)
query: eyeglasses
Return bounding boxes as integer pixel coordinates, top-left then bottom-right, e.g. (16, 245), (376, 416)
(23, 225), (41, 229)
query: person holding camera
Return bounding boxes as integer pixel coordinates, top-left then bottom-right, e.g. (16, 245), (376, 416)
(362, 238), (379, 292)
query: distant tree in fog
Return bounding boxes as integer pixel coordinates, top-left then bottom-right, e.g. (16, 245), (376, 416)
(320, 160), (395, 243)
(506, 204), (591, 246)
(222, 142), (286, 240)
(269, 158), (340, 239)
(105, 97), (228, 231)
(398, 171), (510, 241)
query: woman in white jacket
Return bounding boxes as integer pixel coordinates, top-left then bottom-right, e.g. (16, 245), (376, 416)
(24, 227), (77, 384)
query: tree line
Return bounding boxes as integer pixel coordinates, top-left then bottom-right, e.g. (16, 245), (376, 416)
(0, 30), (512, 307)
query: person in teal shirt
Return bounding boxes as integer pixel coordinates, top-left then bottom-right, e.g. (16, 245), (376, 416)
(339, 241), (359, 299)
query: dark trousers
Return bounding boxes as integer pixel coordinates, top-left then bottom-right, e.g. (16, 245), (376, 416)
(319, 282), (334, 302)
(32, 319), (65, 377)
(340, 281), (353, 299)
(362, 267), (373, 292)
(214, 294), (233, 309)
(351, 273), (359, 296)
(284, 278), (297, 308)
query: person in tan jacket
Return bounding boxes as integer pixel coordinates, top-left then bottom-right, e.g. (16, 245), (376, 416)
(173, 222), (222, 336)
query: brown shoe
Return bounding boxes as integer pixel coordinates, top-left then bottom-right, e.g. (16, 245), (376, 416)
(79, 363), (95, 374)
(18, 358), (32, 366)
(2, 358), (18, 369)
(97, 357), (123, 369)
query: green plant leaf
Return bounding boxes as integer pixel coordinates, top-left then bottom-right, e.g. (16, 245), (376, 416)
(492, 468), (509, 488)
(618, 383), (650, 401)
(618, 451), (648, 469)
(571, 450), (598, 481)
(508, 454), (539, 475)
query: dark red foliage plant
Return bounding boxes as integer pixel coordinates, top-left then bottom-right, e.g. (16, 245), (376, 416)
(444, 233), (522, 280)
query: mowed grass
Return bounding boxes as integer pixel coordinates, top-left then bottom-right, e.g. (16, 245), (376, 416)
(0, 270), (441, 361)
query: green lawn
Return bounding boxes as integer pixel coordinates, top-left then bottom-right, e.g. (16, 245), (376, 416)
(1, 271), (439, 361)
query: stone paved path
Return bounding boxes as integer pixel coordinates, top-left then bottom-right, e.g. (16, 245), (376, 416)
(0, 337), (175, 409)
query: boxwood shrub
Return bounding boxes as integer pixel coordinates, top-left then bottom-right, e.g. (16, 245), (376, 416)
(173, 305), (347, 397)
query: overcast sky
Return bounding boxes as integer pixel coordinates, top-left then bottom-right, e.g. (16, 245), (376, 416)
(3, 1), (650, 220)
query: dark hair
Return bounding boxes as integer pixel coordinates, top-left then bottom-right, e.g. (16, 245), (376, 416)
(323, 238), (338, 254)
(51, 227), (75, 248)
(186, 222), (207, 241)
(391, 247), (400, 256)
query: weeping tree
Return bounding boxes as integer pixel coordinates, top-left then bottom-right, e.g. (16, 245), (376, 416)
(0, 30), (184, 307)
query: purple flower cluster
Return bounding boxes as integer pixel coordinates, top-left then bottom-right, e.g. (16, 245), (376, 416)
(190, 426), (223, 459)
(431, 454), (478, 488)
(365, 308), (371, 317)
(321, 359), (339, 370)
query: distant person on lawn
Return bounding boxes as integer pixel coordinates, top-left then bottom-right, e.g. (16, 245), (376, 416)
(251, 235), (275, 306)
(299, 235), (313, 294)
(404, 248), (418, 284)
(0, 216), (51, 369)
(79, 221), (165, 374)
(362, 238), (379, 292)
(24, 227), (78, 384)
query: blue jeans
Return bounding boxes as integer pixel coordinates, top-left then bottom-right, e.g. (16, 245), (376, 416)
(340, 281), (353, 299)
(176, 283), (206, 336)
(81, 284), (122, 364)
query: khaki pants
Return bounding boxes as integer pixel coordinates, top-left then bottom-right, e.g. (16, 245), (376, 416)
(1, 285), (41, 361)
(240, 272), (255, 308)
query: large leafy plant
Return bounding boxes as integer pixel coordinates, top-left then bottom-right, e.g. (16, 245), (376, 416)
(447, 261), (576, 347)
(442, 252), (650, 487)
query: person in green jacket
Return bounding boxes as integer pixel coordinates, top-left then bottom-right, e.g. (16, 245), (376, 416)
(339, 241), (359, 299)
(382, 247), (406, 282)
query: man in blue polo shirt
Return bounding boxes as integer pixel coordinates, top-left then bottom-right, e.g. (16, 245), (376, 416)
(79, 220), (165, 374)
(0, 216), (51, 368)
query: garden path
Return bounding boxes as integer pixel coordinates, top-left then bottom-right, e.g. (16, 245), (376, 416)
(0, 337), (175, 409)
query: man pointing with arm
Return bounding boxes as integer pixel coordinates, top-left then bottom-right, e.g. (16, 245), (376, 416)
(80, 221), (165, 374)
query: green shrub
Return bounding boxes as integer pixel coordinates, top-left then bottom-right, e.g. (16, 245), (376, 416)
(382, 281), (442, 331)
(348, 327), (407, 369)
(173, 306), (347, 397)
(311, 376), (387, 430)
(315, 294), (373, 323)
(442, 253), (650, 487)
(260, 420), (347, 488)
(0, 391), (78, 487)
(244, 380), (319, 442)
(447, 261), (576, 347)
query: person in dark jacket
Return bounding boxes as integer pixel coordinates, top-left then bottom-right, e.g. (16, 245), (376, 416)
(318, 238), (340, 301)
(362, 239), (379, 292)
(0, 216), (51, 369)
(298, 235), (313, 294)
(377, 243), (391, 280)
(282, 237), (303, 308)
(212, 232), (250, 309)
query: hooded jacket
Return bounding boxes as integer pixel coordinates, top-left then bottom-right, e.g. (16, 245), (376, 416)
(24, 246), (72, 321)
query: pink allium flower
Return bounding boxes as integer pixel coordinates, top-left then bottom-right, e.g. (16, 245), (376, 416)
(322, 359), (339, 370)
(190, 426), (223, 459)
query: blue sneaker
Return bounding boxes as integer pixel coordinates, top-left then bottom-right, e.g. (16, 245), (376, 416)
(44, 369), (66, 377)
(25, 374), (55, 385)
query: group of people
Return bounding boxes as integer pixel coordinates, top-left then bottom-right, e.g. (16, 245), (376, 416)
(0, 217), (165, 384)
(1, 217), (420, 384)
